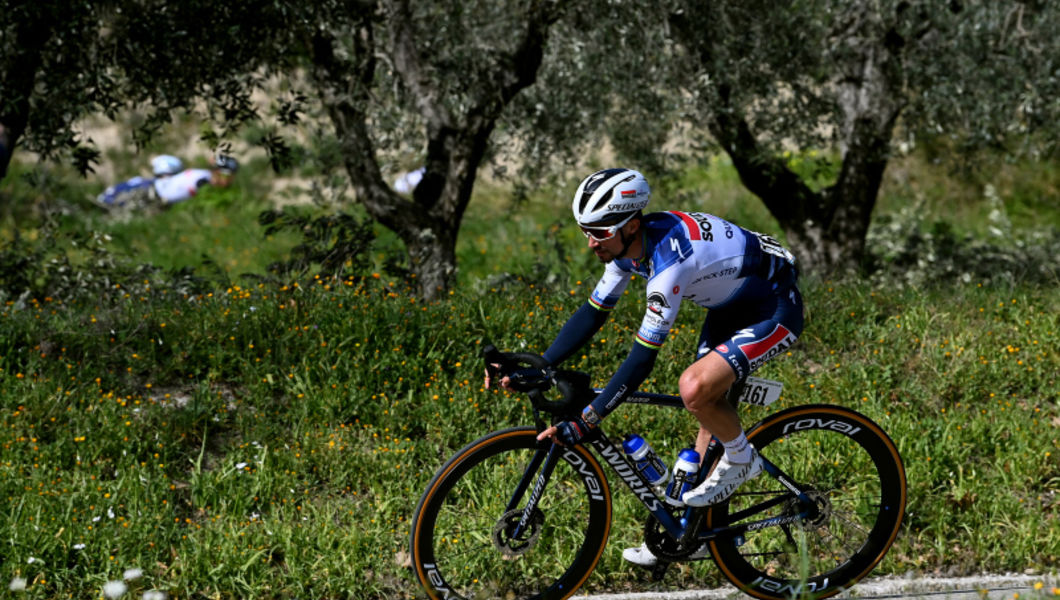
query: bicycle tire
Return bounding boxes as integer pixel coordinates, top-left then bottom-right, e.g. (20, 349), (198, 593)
(706, 404), (906, 600)
(410, 427), (612, 600)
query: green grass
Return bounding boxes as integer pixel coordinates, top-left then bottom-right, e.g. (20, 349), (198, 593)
(0, 150), (1059, 598)
(2, 272), (1058, 598)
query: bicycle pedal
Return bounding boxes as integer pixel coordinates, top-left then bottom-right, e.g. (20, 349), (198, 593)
(650, 562), (669, 582)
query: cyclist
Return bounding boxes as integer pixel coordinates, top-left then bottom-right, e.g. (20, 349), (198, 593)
(534, 168), (804, 567)
(96, 154), (238, 210)
(153, 154), (238, 205)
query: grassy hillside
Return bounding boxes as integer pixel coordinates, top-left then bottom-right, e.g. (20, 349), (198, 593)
(0, 150), (1058, 598)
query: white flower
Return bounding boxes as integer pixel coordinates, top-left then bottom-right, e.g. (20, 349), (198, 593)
(9, 577), (27, 591)
(142, 590), (168, 600)
(73, 543), (86, 550)
(26, 557), (41, 564)
(123, 568), (143, 581)
(103, 580), (128, 599)
(235, 462), (248, 470)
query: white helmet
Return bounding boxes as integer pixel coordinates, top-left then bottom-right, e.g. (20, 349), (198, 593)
(151, 155), (184, 176)
(571, 168), (650, 225)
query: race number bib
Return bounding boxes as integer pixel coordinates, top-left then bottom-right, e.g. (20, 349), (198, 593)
(738, 377), (784, 407)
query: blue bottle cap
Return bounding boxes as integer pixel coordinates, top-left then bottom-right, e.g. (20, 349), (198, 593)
(622, 434), (645, 454)
(678, 448), (700, 463)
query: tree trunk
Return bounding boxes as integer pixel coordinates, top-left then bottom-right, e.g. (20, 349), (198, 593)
(0, 5), (51, 182)
(306, 0), (564, 299)
(673, 2), (905, 279)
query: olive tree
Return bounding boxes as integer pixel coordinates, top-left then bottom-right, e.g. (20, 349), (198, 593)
(297, 0), (570, 298)
(0, 0), (290, 185)
(0, 1), (113, 181)
(664, 0), (1060, 276)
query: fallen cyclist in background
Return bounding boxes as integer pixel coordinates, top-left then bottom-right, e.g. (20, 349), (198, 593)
(95, 154), (238, 213)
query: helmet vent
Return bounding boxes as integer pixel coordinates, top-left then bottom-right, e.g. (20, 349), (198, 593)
(588, 189), (614, 214)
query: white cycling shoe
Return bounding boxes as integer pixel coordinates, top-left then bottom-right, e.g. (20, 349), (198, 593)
(682, 448), (763, 507)
(621, 542), (709, 567)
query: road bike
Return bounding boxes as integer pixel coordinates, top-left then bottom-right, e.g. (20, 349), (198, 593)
(409, 345), (906, 600)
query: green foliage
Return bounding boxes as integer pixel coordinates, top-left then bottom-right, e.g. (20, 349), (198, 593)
(0, 150), (1058, 597)
(256, 208), (393, 283)
(1, 266), (1058, 598)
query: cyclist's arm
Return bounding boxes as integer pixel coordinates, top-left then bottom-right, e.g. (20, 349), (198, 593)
(582, 342), (658, 423)
(542, 263), (631, 366)
(541, 301), (609, 365)
(583, 269), (685, 423)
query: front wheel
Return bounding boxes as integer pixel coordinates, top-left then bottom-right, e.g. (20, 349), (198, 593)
(706, 404), (906, 600)
(409, 427), (613, 600)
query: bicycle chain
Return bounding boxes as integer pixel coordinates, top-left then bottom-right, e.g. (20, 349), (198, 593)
(643, 513), (709, 562)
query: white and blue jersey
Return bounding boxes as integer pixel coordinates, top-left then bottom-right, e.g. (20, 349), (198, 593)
(544, 211), (803, 420)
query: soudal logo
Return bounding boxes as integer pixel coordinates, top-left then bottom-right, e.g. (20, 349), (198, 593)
(739, 325), (796, 371)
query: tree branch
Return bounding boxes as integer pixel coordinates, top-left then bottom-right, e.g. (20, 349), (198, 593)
(307, 20), (423, 233)
(386, 0), (453, 133)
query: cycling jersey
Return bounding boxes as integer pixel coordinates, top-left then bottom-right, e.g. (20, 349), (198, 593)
(544, 211), (801, 420)
(153, 168), (213, 204)
(95, 176), (158, 209)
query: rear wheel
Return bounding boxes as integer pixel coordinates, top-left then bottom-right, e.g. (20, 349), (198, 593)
(706, 404), (906, 600)
(409, 427), (612, 600)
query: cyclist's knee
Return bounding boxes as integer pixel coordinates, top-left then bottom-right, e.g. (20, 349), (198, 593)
(679, 361), (733, 413)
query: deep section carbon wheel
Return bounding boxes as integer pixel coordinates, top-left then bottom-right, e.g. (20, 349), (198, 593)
(410, 427), (612, 600)
(706, 404), (906, 600)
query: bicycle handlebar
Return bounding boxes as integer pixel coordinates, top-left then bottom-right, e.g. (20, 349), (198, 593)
(482, 343), (593, 419)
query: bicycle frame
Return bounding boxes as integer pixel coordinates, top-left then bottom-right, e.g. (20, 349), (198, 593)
(516, 388), (821, 556)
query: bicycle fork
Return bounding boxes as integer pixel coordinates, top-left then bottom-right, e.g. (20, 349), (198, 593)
(505, 442), (561, 541)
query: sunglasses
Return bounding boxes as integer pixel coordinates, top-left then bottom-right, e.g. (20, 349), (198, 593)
(579, 214), (635, 242)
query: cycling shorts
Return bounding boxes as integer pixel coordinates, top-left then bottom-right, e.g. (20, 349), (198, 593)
(696, 284), (804, 381)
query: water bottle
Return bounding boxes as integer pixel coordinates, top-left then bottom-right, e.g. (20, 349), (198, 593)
(665, 448), (701, 506)
(622, 434), (669, 487)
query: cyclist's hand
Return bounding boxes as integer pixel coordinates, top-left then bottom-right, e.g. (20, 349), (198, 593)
(483, 365), (510, 390)
(538, 417), (592, 447)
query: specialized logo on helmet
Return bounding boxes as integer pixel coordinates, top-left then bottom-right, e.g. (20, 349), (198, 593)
(573, 168), (651, 225)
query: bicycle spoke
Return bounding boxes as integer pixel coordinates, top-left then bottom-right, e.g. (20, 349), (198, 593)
(411, 428), (611, 600)
(707, 406), (905, 600)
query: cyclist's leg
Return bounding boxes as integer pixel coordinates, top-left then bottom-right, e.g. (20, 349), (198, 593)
(687, 311), (740, 458)
(682, 298), (776, 457)
(682, 352), (738, 458)
(682, 285), (804, 505)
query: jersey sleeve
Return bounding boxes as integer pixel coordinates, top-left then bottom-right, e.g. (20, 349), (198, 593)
(588, 261), (632, 312)
(586, 341), (659, 419)
(634, 267), (687, 350)
(541, 301), (609, 366)
(542, 263), (631, 366)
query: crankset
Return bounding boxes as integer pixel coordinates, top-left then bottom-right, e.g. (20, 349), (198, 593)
(643, 513), (709, 563)
(492, 507), (545, 557)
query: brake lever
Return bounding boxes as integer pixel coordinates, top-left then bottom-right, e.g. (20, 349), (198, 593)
(507, 367), (554, 392)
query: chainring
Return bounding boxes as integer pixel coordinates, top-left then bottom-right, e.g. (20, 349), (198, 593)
(492, 507), (545, 557)
(643, 513), (707, 562)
